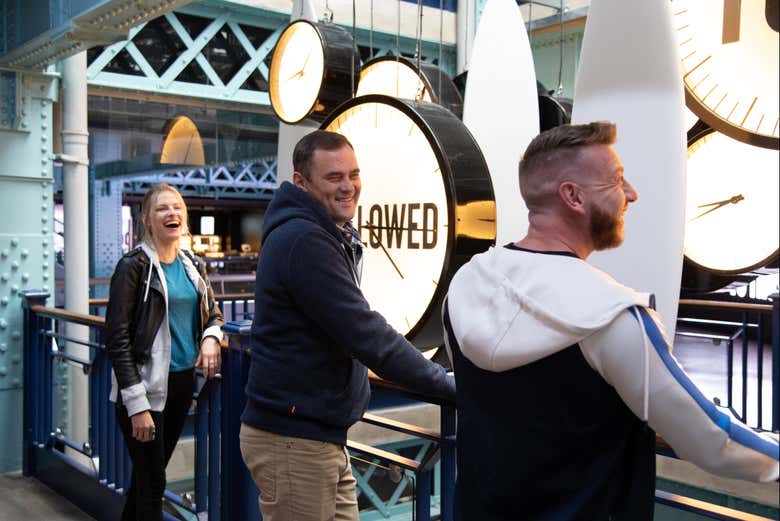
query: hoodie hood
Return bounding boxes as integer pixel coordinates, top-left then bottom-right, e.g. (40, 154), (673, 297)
(263, 182), (346, 246)
(446, 246), (652, 372)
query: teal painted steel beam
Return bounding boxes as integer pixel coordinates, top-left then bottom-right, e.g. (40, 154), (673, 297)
(84, 4), (457, 102)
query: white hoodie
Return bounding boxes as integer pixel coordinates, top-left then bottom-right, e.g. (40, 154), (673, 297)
(445, 245), (779, 482)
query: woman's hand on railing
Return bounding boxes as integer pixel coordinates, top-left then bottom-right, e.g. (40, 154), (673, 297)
(131, 411), (156, 443)
(197, 336), (222, 379)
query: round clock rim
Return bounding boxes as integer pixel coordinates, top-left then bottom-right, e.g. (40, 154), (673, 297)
(684, 126), (780, 275)
(269, 19), (327, 125)
(319, 94), (473, 340)
(359, 56), (437, 103)
(685, 89), (780, 151)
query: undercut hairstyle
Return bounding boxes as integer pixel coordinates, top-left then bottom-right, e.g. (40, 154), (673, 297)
(518, 121), (617, 210)
(139, 183), (189, 242)
(293, 130), (354, 180)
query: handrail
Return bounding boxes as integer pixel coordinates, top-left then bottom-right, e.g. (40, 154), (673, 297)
(89, 292), (255, 308)
(679, 299), (773, 312)
(30, 304), (105, 327)
(655, 491), (775, 521)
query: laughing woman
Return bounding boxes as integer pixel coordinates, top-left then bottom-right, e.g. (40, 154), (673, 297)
(105, 184), (224, 521)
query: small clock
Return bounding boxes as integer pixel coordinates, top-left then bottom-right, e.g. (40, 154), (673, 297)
(356, 56), (463, 118)
(268, 20), (360, 124)
(321, 94), (495, 347)
(684, 126), (779, 274)
(673, 0), (779, 149)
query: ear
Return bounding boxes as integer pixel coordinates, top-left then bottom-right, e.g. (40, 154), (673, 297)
(292, 171), (307, 191)
(558, 181), (586, 214)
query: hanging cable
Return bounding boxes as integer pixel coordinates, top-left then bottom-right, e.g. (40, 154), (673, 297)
(352, 0), (357, 96)
(438, 0), (444, 103)
(556, 0), (565, 97)
(370, 0), (375, 60)
(396, 0), (401, 95)
(415, 0), (424, 76)
(323, 0), (333, 22)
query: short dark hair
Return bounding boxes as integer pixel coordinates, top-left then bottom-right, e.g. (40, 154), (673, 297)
(518, 122), (617, 209)
(293, 130), (354, 179)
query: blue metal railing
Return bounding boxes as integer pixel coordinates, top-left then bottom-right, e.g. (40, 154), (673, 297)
(22, 290), (222, 521)
(677, 295), (779, 431)
(20, 290), (777, 521)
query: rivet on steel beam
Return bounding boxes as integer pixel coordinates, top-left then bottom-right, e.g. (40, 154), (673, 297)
(0, 343), (6, 352)
(11, 261), (18, 270)
(11, 331), (20, 340)
(10, 238), (19, 247)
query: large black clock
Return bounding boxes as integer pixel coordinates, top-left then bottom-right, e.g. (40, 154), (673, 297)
(268, 20), (360, 124)
(321, 95), (496, 348)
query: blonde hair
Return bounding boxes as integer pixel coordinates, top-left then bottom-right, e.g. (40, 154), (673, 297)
(139, 184), (189, 243)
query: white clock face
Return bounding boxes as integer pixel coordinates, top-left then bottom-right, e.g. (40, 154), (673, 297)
(673, 0), (779, 146)
(324, 101), (450, 336)
(356, 59), (434, 103)
(684, 131), (779, 273)
(269, 21), (326, 124)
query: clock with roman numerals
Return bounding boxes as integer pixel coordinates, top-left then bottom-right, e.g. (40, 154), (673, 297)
(321, 94), (495, 348)
(673, 0), (779, 149)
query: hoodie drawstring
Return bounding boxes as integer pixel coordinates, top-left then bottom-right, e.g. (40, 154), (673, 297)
(143, 261), (153, 302)
(630, 306), (651, 423)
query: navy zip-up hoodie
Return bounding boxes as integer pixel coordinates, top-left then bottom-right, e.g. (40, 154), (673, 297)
(241, 182), (455, 445)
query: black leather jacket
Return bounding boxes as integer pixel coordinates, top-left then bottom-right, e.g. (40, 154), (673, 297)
(105, 246), (223, 392)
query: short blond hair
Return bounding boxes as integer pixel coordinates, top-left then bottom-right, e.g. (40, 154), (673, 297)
(518, 122), (617, 210)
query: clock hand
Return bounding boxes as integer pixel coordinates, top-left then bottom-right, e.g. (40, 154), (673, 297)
(692, 194), (744, 220)
(364, 223), (405, 279)
(287, 51), (313, 81)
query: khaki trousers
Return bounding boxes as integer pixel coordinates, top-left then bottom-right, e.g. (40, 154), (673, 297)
(240, 423), (359, 521)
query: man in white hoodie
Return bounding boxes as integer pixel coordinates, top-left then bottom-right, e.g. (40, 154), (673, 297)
(443, 122), (779, 521)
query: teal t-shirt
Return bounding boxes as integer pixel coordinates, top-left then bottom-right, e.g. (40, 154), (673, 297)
(161, 256), (200, 371)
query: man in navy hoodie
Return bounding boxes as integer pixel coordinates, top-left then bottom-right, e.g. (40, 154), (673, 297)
(240, 130), (455, 521)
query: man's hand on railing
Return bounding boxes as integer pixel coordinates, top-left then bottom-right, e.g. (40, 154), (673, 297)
(131, 411), (156, 443)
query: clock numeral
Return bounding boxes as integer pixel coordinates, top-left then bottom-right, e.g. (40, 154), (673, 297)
(432, 279), (438, 286)
(673, 9), (688, 16)
(722, 0), (742, 44)
(679, 37), (693, 47)
(405, 317), (412, 329)
(773, 118), (779, 136)
(682, 50), (696, 61)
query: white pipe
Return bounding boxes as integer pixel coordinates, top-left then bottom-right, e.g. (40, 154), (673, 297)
(456, 0), (476, 73)
(61, 52), (90, 459)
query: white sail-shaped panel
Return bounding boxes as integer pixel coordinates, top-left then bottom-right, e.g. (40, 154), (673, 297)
(463, 0), (539, 244)
(572, 0), (686, 338)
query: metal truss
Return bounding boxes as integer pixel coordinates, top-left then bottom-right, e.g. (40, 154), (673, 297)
(86, 8), (284, 106)
(123, 156), (278, 200)
(85, 4), (457, 104)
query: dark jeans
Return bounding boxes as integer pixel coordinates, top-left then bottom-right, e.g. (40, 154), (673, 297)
(116, 369), (195, 521)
